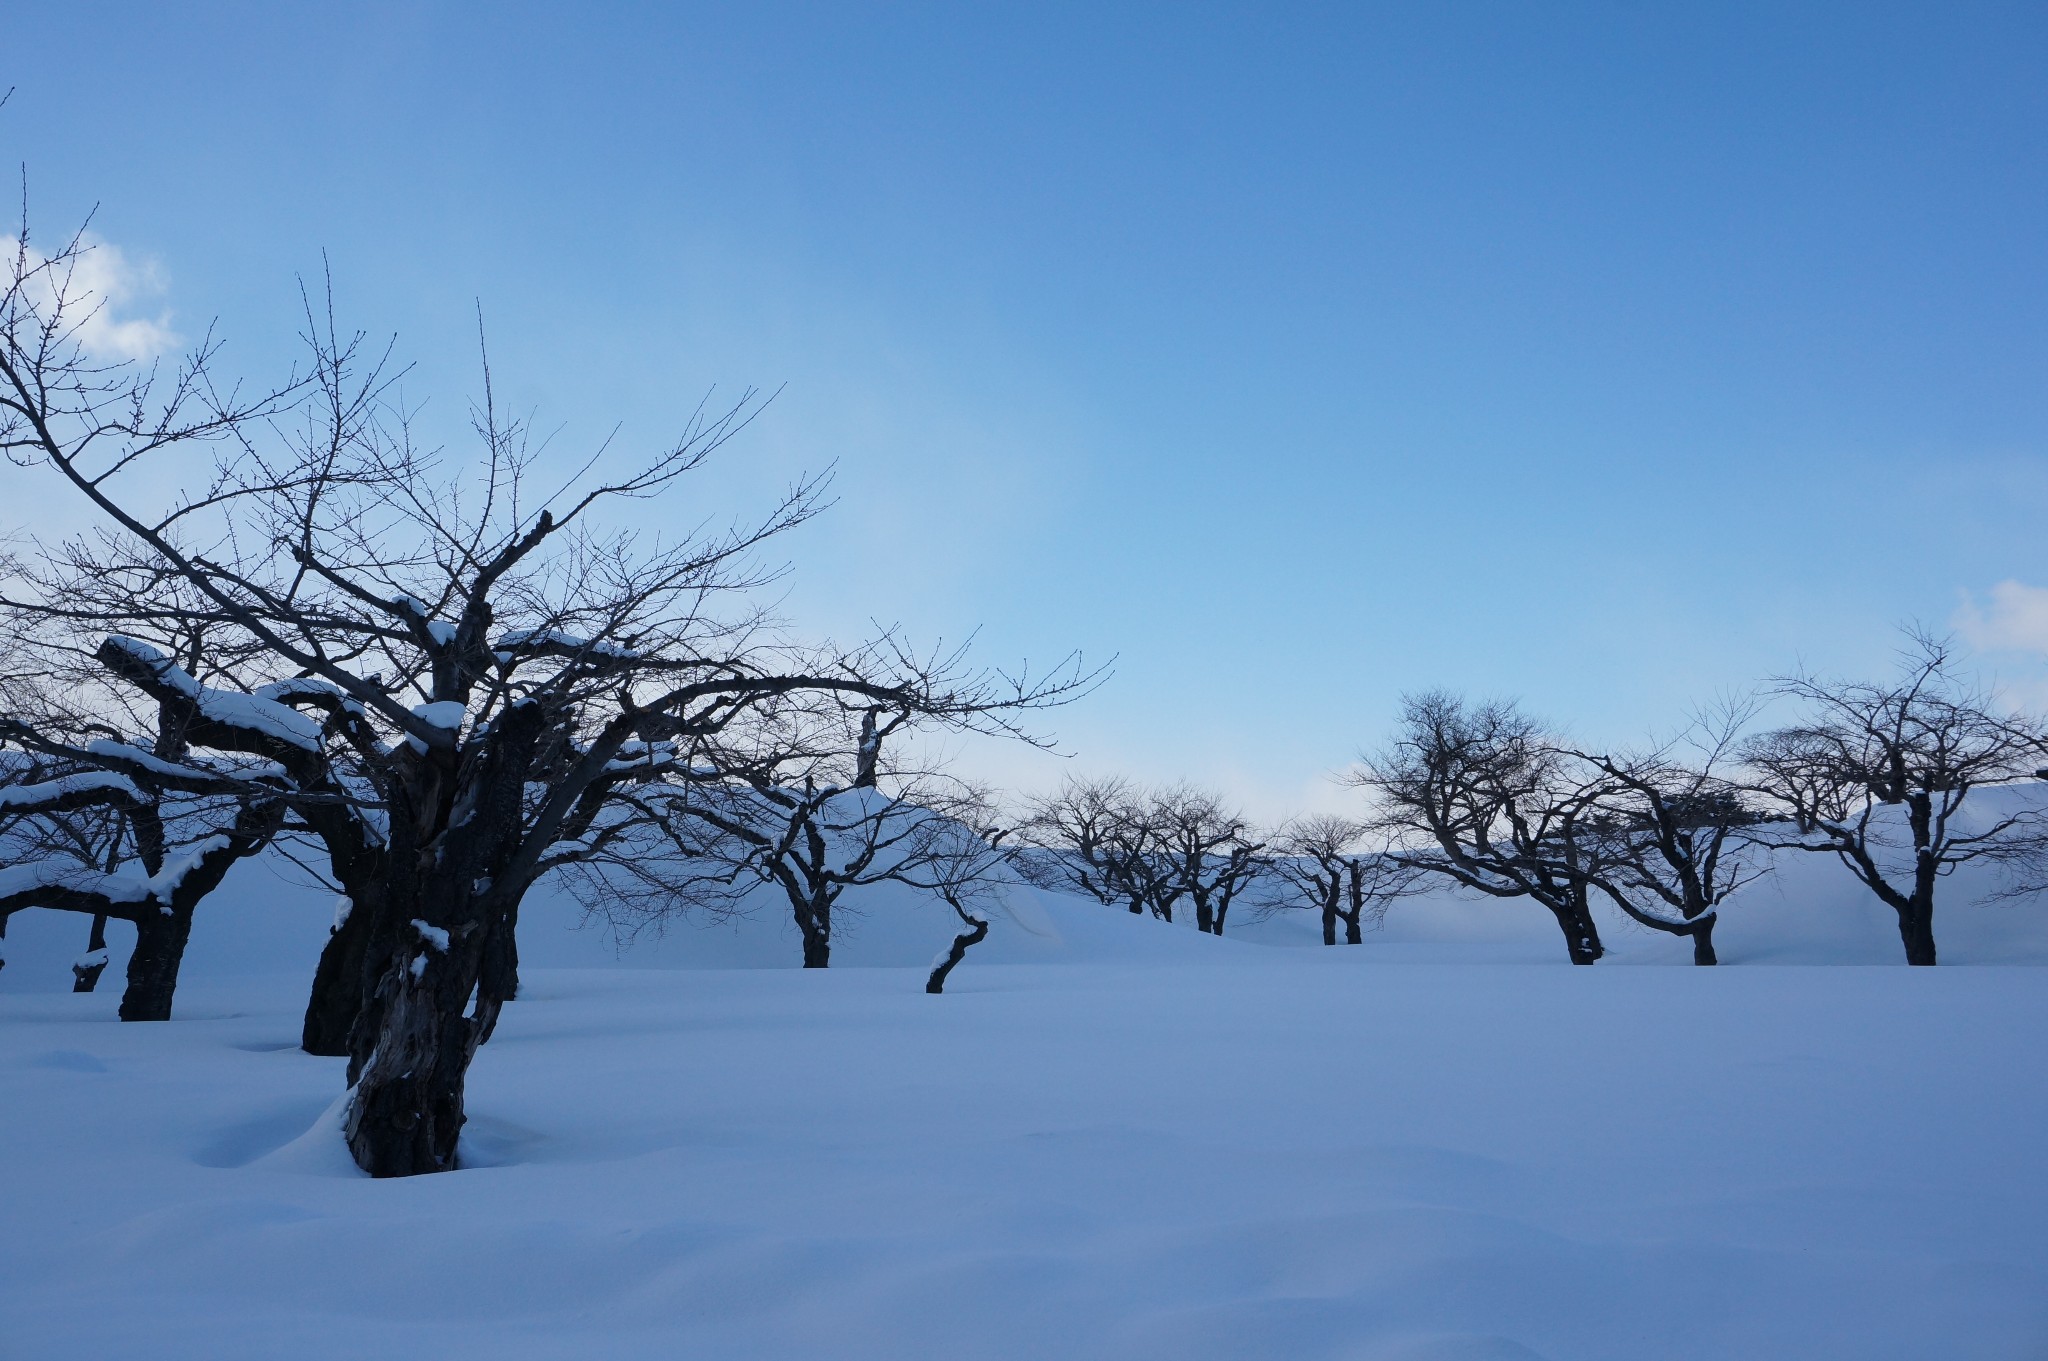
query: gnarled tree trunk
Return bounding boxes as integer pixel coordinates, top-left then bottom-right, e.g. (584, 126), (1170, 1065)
(1688, 916), (1718, 966)
(926, 906), (988, 994)
(118, 907), (195, 1021)
(302, 889), (377, 1054)
(344, 704), (543, 1176)
(1546, 894), (1605, 965)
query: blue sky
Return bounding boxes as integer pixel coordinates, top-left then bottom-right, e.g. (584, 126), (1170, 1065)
(8, 3), (2048, 815)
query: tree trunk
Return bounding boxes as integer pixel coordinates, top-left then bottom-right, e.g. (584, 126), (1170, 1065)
(473, 896), (522, 1043)
(1342, 909), (1363, 945)
(792, 892), (833, 968)
(119, 905), (195, 1021)
(343, 942), (488, 1177)
(302, 893), (376, 1055)
(1689, 915), (1718, 966)
(1321, 897), (1337, 946)
(926, 910), (988, 994)
(1546, 896), (1604, 965)
(1898, 896), (1938, 966)
(71, 914), (111, 992)
(344, 705), (543, 1177)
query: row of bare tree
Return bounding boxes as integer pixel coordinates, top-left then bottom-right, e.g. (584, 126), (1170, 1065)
(1011, 635), (2048, 970)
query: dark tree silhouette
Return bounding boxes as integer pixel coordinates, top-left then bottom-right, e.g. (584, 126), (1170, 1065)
(1355, 692), (1609, 964)
(1744, 634), (2048, 966)
(1571, 705), (1772, 966)
(1268, 816), (1414, 945)
(4, 219), (1092, 1175)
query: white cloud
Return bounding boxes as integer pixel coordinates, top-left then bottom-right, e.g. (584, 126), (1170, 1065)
(4, 232), (179, 362)
(1954, 580), (2048, 655)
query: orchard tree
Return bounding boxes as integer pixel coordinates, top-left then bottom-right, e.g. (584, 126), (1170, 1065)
(3, 220), (1091, 1175)
(593, 703), (1011, 970)
(1744, 634), (2048, 966)
(0, 570), (316, 1012)
(1268, 815), (1414, 945)
(1014, 778), (1267, 929)
(1014, 776), (1160, 916)
(1571, 705), (1773, 966)
(0, 739), (285, 1016)
(1147, 784), (1268, 935)
(1355, 691), (1609, 964)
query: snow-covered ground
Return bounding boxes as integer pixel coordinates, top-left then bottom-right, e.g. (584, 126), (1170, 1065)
(4, 863), (2047, 1358)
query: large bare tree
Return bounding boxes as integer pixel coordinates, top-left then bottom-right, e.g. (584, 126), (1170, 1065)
(1570, 706), (1772, 966)
(1743, 634), (2048, 965)
(3, 220), (1091, 1175)
(1354, 692), (1609, 964)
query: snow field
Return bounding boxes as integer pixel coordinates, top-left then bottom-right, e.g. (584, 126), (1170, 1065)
(4, 936), (2046, 1359)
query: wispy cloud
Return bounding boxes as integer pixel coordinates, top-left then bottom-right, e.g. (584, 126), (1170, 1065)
(5, 232), (179, 361)
(1954, 580), (2048, 655)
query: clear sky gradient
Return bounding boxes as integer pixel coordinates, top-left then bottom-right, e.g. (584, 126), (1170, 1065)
(7, 3), (2047, 816)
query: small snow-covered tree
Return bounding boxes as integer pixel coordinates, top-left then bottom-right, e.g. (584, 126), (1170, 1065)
(0, 736), (285, 1016)
(0, 564), (311, 1014)
(583, 705), (1016, 971)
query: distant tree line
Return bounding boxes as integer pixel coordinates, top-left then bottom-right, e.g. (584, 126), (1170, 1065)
(1009, 634), (2048, 970)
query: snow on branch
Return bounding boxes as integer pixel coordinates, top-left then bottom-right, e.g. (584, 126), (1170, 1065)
(0, 769), (144, 814)
(493, 629), (642, 662)
(100, 636), (325, 752)
(255, 676), (370, 717)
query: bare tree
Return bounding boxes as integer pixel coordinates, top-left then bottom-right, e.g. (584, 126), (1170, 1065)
(0, 742), (285, 1015)
(1268, 815), (1414, 945)
(1743, 633), (2048, 965)
(0, 556), (317, 1014)
(1571, 705), (1773, 966)
(571, 717), (1021, 984)
(0, 763), (126, 991)
(1014, 778), (1268, 931)
(1355, 692), (1609, 964)
(622, 758), (979, 970)
(4, 220), (1093, 1175)
(1148, 784), (1268, 935)
(1013, 776), (1159, 916)
(891, 792), (1016, 994)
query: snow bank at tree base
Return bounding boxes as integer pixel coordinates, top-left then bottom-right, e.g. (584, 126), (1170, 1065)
(4, 960), (2046, 1360)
